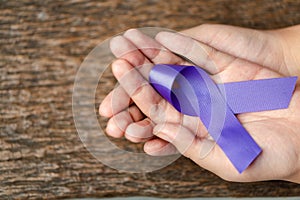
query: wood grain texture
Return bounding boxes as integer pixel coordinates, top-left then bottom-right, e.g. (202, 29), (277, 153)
(1, 0), (300, 199)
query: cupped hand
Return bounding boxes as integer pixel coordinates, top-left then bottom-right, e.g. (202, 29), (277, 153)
(99, 25), (300, 183)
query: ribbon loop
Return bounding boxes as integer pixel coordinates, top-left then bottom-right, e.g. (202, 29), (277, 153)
(149, 64), (297, 173)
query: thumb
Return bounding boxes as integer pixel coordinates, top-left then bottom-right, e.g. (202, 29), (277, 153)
(153, 123), (228, 173)
(153, 123), (261, 181)
(181, 24), (284, 73)
(153, 123), (197, 157)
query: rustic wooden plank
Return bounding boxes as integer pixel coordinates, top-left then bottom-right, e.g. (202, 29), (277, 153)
(1, 0), (300, 199)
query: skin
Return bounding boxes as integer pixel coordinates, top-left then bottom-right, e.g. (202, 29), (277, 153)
(99, 24), (300, 183)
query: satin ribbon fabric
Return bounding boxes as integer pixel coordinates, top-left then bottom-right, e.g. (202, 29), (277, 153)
(149, 64), (297, 173)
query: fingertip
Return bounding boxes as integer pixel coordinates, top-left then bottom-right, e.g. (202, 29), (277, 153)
(109, 35), (124, 55)
(106, 118), (124, 138)
(124, 28), (141, 38)
(111, 59), (129, 78)
(144, 139), (161, 155)
(155, 31), (174, 42)
(99, 100), (112, 117)
(144, 138), (178, 156)
(125, 119), (153, 143)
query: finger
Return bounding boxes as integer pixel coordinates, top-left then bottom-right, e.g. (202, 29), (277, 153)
(99, 85), (132, 117)
(156, 31), (282, 83)
(156, 31), (233, 75)
(181, 24), (283, 73)
(153, 123), (237, 176)
(125, 118), (154, 143)
(106, 105), (144, 138)
(110, 35), (153, 79)
(112, 59), (180, 123)
(124, 28), (187, 65)
(144, 138), (179, 156)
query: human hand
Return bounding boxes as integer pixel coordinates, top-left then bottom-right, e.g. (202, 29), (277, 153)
(99, 24), (300, 183)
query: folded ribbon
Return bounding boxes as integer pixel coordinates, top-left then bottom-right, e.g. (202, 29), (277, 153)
(149, 64), (297, 173)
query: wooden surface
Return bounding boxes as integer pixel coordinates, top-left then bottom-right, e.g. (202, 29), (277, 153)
(1, 0), (300, 199)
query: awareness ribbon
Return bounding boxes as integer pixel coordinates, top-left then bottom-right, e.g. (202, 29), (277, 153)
(149, 64), (297, 173)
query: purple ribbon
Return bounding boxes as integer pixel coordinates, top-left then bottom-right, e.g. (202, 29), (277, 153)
(149, 64), (297, 173)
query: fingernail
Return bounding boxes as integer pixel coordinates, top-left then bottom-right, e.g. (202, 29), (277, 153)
(124, 28), (141, 37)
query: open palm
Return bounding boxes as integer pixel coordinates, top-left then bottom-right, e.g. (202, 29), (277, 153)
(99, 25), (300, 183)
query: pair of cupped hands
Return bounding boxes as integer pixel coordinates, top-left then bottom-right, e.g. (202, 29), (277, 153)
(99, 24), (300, 183)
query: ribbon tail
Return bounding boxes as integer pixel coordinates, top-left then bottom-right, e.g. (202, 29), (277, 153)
(217, 77), (297, 114)
(217, 107), (262, 173)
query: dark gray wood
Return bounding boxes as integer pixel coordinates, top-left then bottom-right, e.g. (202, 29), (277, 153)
(1, 0), (300, 199)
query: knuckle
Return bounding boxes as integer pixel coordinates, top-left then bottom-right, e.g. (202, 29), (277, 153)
(149, 99), (167, 123)
(131, 82), (149, 97)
